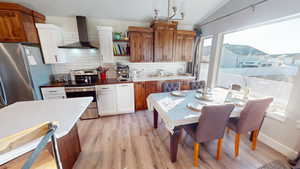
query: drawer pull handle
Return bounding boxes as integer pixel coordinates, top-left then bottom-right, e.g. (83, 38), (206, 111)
(48, 91), (58, 93)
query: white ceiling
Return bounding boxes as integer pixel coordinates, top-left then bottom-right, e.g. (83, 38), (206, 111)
(3, 0), (229, 25)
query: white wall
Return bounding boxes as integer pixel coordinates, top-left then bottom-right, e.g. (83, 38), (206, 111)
(198, 0), (300, 158)
(46, 16), (191, 77)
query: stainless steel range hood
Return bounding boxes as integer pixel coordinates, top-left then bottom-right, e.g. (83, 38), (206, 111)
(58, 16), (98, 49)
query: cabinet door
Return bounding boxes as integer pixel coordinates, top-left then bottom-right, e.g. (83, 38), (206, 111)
(41, 87), (66, 100)
(145, 81), (161, 97)
(154, 29), (174, 62)
(20, 13), (39, 43)
(142, 32), (153, 62)
(36, 25), (64, 64)
(174, 31), (195, 62)
(116, 83), (135, 113)
(180, 80), (192, 90)
(0, 10), (25, 42)
(183, 35), (194, 62)
(97, 85), (117, 115)
(174, 33), (184, 62)
(129, 32), (142, 62)
(97, 26), (114, 63)
(134, 82), (146, 111)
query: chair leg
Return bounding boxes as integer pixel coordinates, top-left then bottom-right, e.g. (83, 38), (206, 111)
(216, 138), (223, 160)
(235, 133), (240, 157)
(252, 130), (259, 150)
(194, 143), (200, 167)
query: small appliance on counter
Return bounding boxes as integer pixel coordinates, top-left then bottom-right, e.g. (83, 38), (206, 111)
(52, 73), (71, 83)
(71, 69), (99, 84)
(116, 63), (129, 81)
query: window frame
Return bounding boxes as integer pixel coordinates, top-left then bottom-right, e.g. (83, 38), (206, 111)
(208, 17), (300, 121)
(198, 36), (214, 82)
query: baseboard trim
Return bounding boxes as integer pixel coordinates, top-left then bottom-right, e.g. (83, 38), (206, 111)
(258, 132), (298, 159)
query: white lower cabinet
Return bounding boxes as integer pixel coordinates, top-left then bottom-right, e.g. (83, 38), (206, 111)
(97, 85), (117, 115)
(96, 83), (134, 116)
(116, 83), (135, 113)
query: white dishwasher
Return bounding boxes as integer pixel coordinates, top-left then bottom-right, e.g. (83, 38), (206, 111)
(96, 83), (134, 116)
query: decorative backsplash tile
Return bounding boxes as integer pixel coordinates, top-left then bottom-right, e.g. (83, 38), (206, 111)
(51, 48), (187, 78)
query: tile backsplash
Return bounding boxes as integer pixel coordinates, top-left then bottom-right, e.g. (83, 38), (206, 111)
(51, 49), (187, 79)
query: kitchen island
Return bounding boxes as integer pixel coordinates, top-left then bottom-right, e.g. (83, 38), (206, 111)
(0, 97), (93, 169)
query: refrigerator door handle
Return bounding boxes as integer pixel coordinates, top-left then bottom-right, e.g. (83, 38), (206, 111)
(0, 76), (7, 105)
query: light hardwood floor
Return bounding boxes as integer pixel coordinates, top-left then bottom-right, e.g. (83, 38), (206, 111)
(73, 111), (287, 169)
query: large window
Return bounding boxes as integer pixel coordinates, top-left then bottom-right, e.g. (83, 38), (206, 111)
(217, 17), (300, 114)
(199, 37), (213, 81)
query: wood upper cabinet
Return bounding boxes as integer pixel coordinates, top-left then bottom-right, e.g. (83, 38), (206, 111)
(174, 30), (196, 62)
(134, 82), (147, 111)
(129, 27), (153, 62)
(0, 2), (44, 43)
(0, 10), (25, 42)
(128, 21), (195, 63)
(32, 11), (46, 23)
(20, 12), (40, 43)
(152, 21), (177, 62)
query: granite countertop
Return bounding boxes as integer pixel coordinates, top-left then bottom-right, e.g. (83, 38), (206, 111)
(132, 75), (195, 82)
(0, 97), (93, 165)
(40, 78), (133, 88)
(41, 76), (195, 88)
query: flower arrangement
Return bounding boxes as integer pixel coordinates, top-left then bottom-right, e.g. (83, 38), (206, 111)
(96, 66), (109, 80)
(96, 66), (109, 73)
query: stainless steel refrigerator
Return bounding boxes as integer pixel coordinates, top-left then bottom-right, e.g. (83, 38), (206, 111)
(0, 43), (52, 108)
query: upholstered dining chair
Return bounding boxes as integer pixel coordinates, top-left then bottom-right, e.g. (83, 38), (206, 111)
(162, 81), (181, 92)
(184, 104), (235, 167)
(227, 98), (273, 157)
(231, 84), (242, 91)
(0, 121), (62, 169)
(190, 81), (206, 90)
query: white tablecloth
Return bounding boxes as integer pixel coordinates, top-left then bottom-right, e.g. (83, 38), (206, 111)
(147, 88), (243, 133)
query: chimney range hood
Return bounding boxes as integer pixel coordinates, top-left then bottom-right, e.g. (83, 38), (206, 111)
(58, 16), (98, 49)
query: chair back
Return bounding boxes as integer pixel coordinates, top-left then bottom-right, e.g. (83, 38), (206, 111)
(162, 82), (180, 92)
(190, 81), (206, 90)
(237, 98), (273, 134)
(0, 121), (61, 169)
(231, 84), (242, 91)
(196, 104), (235, 142)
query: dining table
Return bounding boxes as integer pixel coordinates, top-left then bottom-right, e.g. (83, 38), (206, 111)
(147, 88), (246, 162)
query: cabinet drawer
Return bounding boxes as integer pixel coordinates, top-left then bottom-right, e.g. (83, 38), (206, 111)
(41, 87), (66, 100)
(97, 85), (115, 92)
(41, 87), (65, 94)
(43, 95), (66, 100)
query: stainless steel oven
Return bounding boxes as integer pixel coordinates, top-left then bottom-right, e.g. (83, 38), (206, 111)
(65, 86), (99, 120)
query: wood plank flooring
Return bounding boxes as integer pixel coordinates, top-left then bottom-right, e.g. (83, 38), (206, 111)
(73, 111), (287, 169)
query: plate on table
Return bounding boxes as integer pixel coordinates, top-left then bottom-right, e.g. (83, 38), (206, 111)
(195, 94), (214, 102)
(171, 91), (186, 97)
(196, 89), (213, 95)
(196, 89), (203, 93)
(187, 102), (206, 112)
